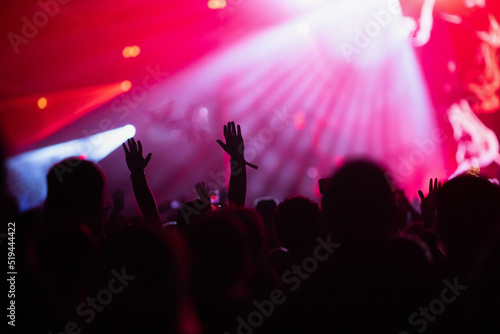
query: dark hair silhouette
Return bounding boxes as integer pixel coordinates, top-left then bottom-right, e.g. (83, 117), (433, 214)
(44, 157), (106, 238)
(274, 196), (320, 254)
(321, 160), (397, 242)
(436, 174), (500, 262)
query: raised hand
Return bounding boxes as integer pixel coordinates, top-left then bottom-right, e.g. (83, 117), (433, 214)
(122, 138), (152, 173)
(418, 178), (441, 229)
(217, 121), (244, 161)
(216, 121), (258, 169)
(122, 138), (162, 233)
(418, 178), (441, 205)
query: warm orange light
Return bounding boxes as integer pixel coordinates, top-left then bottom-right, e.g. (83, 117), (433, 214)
(130, 46), (140, 57)
(121, 80), (132, 92)
(37, 97), (48, 109)
(208, 0), (226, 9)
(122, 46), (141, 58)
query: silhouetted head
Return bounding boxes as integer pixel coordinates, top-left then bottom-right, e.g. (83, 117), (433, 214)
(233, 208), (271, 262)
(255, 198), (278, 224)
(321, 160), (396, 242)
(175, 199), (211, 232)
(274, 196), (320, 253)
(436, 174), (500, 259)
(44, 157), (106, 237)
(186, 210), (254, 302)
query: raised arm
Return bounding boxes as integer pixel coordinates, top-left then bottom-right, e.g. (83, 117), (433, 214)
(217, 121), (248, 207)
(418, 178), (441, 230)
(123, 138), (163, 233)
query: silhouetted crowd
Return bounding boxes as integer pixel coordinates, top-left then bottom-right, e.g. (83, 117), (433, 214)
(2, 121), (500, 334)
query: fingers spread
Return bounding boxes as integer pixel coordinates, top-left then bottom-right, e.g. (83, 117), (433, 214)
(138, 140), (143, 155)
(418, 190), (424, 201)
(145, 153), (152, 166)
(131, 138), (137, 152)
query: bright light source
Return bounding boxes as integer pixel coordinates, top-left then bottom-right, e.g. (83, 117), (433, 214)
(123, 124), (136, 138)
(121, 80), (132, 92)
(122, 46), (141, 58)
(6, 124), (137, 212)
(286, 0), (325, 9)
(297, 0), (322, 4)
(131, 46), (140, 57)
(37, 97), (48, 109)
(297, 22), (310, 34)
(208, 0), (226, 9)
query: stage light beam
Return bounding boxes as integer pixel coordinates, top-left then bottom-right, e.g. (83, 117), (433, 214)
(6, 124), (136, 212)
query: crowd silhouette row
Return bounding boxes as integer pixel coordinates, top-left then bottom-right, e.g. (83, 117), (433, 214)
(2, 121), (500, 334)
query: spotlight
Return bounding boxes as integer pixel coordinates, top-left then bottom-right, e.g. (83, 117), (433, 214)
(6, 124), (136, 212)
(121, 80), (132, 92)
(297, 22), (310, 34)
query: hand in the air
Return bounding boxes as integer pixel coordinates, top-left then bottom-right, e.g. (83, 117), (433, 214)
(217, 121), (244, 161)
(216, 121), (258, 169)
(418, 178), (441, 228)
(122, 138), (152, 172)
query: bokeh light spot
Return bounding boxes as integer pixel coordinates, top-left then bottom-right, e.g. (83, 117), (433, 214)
(307, 167), (318, 178)
(122, 46), (141, 58)
(295, 112), (305, 129)
(121, 80), (132, 92)
(37, 97), (48, 109)
(208, 0), (226, 9)
(447, 60), (456, 73)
